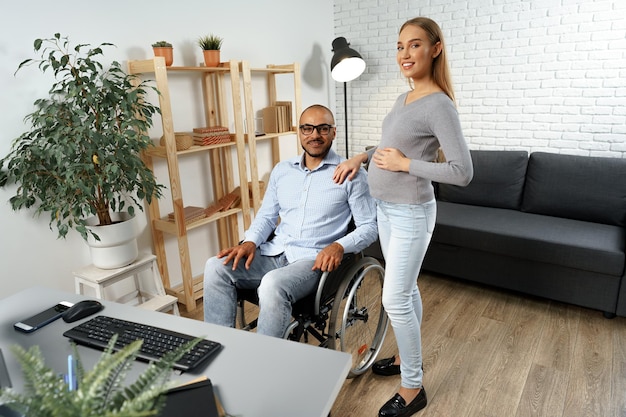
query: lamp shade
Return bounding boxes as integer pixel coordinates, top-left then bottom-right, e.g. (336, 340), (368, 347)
(331, 37), (366, 82)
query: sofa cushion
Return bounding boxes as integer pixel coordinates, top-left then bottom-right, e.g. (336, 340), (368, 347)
(521, 152), (626, 226)
(438, 150), (528, 210)
(433, 202), (626, 277)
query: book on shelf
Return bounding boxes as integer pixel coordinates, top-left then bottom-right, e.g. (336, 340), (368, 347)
(275, 100), (293, 131)
(262, 106), (279, 134)
(167, 206), (206, 224)
(204, 188), (242, 218)
(193, 136), (231, 146)
(192, 126), (231, 146)
(262, 101), (292, 133)
(169, 182), (264, 224)
(192, 126), (229, 134)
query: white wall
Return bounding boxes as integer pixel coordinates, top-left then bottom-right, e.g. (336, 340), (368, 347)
(0, 0), (335, 298)
(3, 0), (624, 299)
(333, 0), (626, 158)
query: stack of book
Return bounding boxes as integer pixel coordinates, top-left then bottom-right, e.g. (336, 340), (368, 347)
(167, 206), (207, 224)
(205, 189), (242, 218)
(192, 126), (232, 146)
(168, 184), (258, 223)
(262, 101), (292, 133)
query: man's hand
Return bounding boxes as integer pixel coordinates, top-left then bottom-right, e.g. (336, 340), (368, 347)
(313, 242), (345, 272)
(217, 241), (257, 271)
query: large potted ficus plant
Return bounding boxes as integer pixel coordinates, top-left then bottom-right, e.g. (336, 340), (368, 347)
(0, 33), (164, 269)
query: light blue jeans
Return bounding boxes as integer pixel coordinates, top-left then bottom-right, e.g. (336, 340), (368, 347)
(203, 252), (321, 338)
(377, 198), (437, 389)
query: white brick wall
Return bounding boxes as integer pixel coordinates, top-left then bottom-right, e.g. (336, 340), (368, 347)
(333, 0), (626, 158)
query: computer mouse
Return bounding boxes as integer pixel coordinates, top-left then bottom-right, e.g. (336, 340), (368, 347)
(62, 300), (104, 323)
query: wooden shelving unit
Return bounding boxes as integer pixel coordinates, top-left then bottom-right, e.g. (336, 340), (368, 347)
(127, 57), (301, 313)
(240, 62), (302, 211)
(128, 58), (250, 312)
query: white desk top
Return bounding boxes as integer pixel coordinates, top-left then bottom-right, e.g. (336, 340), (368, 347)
(0, 287), (351, 417)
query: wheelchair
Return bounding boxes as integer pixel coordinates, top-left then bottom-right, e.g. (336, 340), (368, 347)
(236, 252), (388, 378)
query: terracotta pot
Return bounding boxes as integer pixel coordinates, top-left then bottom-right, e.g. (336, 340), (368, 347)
(202, 50), (220, 67)
(153, 47), (173, 66)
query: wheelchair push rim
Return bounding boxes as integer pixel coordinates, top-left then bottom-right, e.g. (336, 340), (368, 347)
(328, 257), (389, 378)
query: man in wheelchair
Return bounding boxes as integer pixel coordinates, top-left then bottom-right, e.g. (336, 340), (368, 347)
(203, 104), (377, 338)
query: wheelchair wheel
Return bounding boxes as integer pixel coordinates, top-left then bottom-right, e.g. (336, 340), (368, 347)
(328, 256), (388, 377)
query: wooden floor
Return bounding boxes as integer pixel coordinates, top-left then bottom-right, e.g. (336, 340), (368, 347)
(181, 272), (626, 417)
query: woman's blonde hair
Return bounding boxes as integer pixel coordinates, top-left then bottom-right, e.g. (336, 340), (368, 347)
(400, 17), (455, 102)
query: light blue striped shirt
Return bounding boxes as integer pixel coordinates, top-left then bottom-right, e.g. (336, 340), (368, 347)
(244, 149), (377, 263)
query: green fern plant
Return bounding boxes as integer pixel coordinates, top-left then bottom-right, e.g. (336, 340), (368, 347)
(197, 34), (223, 50)
(0, 335), (200, 417)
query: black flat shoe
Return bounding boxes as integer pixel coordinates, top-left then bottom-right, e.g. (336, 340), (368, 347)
(378, 388), (427, 417)
(372, 356), (401, 376)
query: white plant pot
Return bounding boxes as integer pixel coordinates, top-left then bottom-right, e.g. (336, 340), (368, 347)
(85, 212), (139, 269)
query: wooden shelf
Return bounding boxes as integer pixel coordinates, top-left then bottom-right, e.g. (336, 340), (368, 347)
(240, 61), (302, 212)
(167, 274), (205, 305)
(153, 207), (242, 234)
(146, 138), (236, 158)
(166, 65), (234, 72)
(128, 57), (301, 313)
(128, 57), (250, 313)
(243, 131), (297, 146)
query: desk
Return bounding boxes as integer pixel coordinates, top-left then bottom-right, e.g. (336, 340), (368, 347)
(0, 287), (351, 417)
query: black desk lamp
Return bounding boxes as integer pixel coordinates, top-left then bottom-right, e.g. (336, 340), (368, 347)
(331, 37), (366, 158)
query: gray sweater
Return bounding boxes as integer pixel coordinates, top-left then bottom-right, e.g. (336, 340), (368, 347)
(367, 92), (473, 204)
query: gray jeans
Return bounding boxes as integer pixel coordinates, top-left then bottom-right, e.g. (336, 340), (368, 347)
(203, 253), (321, 337)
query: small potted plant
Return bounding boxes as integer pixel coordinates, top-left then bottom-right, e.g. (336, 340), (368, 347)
(0, 336), (199, 417)
(0, 34), (164, 269)
(197, 34), (223, 67)
(152, 40), (174, 66)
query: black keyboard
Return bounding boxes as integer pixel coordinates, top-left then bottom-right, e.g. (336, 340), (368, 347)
(63, 315), (221, 371)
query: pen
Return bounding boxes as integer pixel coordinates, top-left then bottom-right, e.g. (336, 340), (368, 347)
(67, 354), (77, 391)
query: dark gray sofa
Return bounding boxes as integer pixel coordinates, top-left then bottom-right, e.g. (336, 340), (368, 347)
(367, 150), (626, 317)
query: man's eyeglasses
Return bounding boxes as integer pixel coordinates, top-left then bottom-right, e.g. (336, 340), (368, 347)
(299, 124), (334, 136)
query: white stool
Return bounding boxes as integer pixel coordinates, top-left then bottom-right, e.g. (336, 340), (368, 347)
(73, 253), (180, 315)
